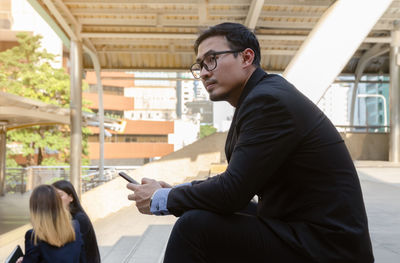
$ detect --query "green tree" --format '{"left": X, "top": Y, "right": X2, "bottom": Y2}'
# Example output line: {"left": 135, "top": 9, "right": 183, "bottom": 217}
{"left": 199, "top": 124, "right": 217, "bottom": 139}
{"left": 0, "top": 33, "right": 91, "bottom": 166}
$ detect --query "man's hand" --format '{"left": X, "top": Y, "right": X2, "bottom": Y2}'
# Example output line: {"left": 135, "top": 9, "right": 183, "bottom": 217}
{"left": 127, "top": 178, "right": 162, "bottom": 214}
{"left": 158, "top": 180, "right": 172, "bottom": 188}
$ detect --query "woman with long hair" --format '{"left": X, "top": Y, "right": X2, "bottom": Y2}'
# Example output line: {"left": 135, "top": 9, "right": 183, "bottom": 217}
{"left": 19, "top": 184, "right": 86, "bottom": 262}
{"left": 52, "top": 180, "right": 101, "bottom": 263}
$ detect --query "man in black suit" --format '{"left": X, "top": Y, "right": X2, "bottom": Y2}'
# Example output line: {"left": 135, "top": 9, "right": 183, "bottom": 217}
{"left": 127, "top": 22, "right": 374, "bottom": 262}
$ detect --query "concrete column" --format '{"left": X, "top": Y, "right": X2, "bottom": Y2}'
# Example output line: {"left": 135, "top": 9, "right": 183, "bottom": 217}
{"left": 176, "top": 73, "right": 182, "bottom": 119}
{"left": 283, "top": 0, "right": 393, "bottom": 103}
{"left": 0, "top": 125, "right": 6, "bottom": 196}
{"left": 390, "top": 23, "right": 400, "bottom": 162}
{"left": 70, "top": 40, "right": 83, "bottom": 197}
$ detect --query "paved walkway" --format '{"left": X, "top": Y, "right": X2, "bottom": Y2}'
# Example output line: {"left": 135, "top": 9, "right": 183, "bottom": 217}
{"left": 355, "top": 162, "right": 400, "bottom": 262}
{"left": 0, "top": 192, "right": 30, "bottom": 235}
{"left": 1, "top": 161, "right": 400, "bottom": 262}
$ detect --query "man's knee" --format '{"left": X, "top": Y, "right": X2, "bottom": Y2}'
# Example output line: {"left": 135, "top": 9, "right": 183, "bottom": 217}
{"left": 173, "top": 209, "right": 217, "bottom": 236}
{"left": 166, "top": 210, "right": 217, "bottom": 262}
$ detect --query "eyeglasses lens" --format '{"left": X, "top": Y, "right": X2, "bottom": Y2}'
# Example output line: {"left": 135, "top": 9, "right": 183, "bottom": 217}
{"left": 191, "top": 63, "right": 201, "bottom": 79}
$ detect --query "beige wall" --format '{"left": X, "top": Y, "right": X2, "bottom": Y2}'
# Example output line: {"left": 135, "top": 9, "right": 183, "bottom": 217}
{"left": 340, "top": 132, "right": 388, "bottom": 161}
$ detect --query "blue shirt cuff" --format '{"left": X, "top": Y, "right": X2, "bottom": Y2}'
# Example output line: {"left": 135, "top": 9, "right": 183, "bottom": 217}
{"left": 174, "top": 182, "right": 192, "bottom": 188}
{"left": 150, "top": 188, "right": 171, "bottom": 215}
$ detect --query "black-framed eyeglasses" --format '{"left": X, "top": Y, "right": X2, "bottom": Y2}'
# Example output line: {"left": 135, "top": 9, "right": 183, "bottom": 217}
{"left": 190, "top": 49, "right": 244, "bottom": 79}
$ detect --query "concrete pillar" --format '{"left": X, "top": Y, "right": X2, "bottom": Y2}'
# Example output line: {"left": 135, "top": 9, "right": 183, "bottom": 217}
{"left": 70, "top": 40, "right": 83, "bottom": 197}
{"left": 283, "top": 0, "right": 393, "bottom": 103}
{"left": 390, "top": 22, "right": 400, "bottom": 162}
{"left": 0, "top": 124, "right": 6, "bottom": 196}
{"left": 176, "top": 73, "right": 182, "bottom": 119}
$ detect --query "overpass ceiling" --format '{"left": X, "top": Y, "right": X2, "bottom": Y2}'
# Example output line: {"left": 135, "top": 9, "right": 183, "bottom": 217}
{"left": 34, "top": 0, "right": 398, "bottom": 75}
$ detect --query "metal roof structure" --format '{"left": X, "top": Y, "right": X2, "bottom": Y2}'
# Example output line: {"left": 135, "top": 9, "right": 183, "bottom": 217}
{"left": 0, "top": 91, "right": 70, "bottom": 130}
{"left": 28, "top": 0, "right": 399, "bottom": 75}
{"left": 0, "top": 91, "right": 118, "bottom": 131}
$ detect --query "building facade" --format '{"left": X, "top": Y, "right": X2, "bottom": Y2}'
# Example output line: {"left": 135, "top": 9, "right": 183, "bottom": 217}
{"left": 84, "top": 71, "right": 175, "bottom": 165}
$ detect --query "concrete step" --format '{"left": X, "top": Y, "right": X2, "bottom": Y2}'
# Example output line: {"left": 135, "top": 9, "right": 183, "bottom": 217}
{"left": 126, "top": 224, "right": 173, "bottom": 263}
{"left": 101, "top": 236, "right": 140, "bottom": 263}
{"left": 99, "top": 246, "right": 112, "bottom": 260}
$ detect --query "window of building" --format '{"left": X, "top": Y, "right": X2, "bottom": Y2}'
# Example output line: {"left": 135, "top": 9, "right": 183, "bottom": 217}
{"left": 88, "top": 85, "right": 124, "bottom": 96}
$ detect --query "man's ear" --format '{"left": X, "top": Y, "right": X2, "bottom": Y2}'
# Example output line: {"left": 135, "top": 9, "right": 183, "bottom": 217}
{"left": 241, "top": 48, "right": 255, "bottom": 67}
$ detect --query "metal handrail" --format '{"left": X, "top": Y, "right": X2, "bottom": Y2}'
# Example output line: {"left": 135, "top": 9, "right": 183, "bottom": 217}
{"left": 4, "top": 166, "right": 139, "bottom": 194}
{"left": 335, "top": 125, "right": 389, "bottom": 133}
{"left": 357, "top": 94, "right": 388, "bottom": 132}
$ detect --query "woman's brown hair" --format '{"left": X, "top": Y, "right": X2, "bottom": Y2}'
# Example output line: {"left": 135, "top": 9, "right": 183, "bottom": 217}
{"left": 29, "top": 185, "right": 76, "bottom": 247}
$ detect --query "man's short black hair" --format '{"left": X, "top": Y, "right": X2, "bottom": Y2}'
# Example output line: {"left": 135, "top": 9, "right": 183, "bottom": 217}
{"left": 194, "top": 22, "right": 261, "bottom": 67}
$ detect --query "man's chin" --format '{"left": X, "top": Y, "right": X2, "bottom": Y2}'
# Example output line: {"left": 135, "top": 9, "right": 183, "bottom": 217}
{"left": 209, "top": 93, "right": 224, "bottom": 102}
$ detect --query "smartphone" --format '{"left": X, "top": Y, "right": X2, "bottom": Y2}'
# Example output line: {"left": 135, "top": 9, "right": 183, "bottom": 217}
{"left": 118, "top": 172, "right": 139, "bottom": 184}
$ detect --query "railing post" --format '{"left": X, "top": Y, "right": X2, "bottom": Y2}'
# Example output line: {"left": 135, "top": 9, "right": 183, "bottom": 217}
{"left": 21, "top": 168, "right": 24, "bottom": 194}
{"left": 0, "top": 124, "right": 7, "bottom": 196}
{"left": 26, "top": 167, "right": 33, "bottom": 192}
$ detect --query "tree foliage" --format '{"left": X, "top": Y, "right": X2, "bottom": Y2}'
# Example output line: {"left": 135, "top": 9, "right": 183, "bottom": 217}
{"left": 199, "top": 124, "right": 217, "bottom": 139}
{"left": 0, "top": 33, "right": 91, "bottom": 166}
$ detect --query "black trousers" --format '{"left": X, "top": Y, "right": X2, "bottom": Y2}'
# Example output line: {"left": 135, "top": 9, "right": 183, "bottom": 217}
{"left": 163, "top": 204, "right": 311, "bottom": 263}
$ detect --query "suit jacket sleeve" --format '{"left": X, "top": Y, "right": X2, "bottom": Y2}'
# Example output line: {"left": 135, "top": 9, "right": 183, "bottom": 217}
{"left": 167, "top": 94, "right": 299, "bottom": 216}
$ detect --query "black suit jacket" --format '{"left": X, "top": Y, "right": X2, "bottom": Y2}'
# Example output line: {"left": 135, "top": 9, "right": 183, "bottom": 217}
{"left": 167, "top": 68, "right": 374, "bottom": 262}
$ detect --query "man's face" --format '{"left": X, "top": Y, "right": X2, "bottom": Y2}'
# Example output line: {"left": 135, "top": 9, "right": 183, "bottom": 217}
{"left": 196, "top": 36, "right": 246, "bottom": 105}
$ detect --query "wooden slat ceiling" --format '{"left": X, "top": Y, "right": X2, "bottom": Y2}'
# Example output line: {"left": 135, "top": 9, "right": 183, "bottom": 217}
{"left": 34, "top": 0, "right": 400, "bottom": 75}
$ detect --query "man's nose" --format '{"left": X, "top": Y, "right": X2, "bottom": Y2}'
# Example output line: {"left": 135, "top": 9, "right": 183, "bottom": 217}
{"left": 200, "top": 66, "right": 211, "bottom": 80}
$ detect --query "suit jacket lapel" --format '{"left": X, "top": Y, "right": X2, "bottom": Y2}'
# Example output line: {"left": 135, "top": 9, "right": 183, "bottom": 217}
{"left": 225, "top": 110, "right": 238, "bottom": 162}
{"left": 225, "top": 68, "right": 268, "bottom": 162}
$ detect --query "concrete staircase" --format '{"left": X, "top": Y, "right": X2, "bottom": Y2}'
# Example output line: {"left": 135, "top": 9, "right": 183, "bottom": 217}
{"left": 100, "top": 225, "right": 173, "bottom": 263}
